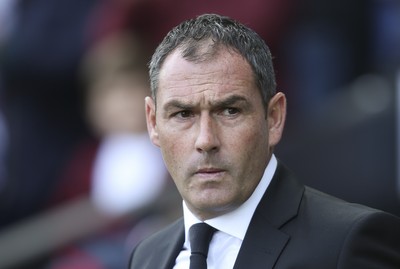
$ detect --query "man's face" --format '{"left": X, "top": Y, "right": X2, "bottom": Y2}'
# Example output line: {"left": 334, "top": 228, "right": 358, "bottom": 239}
{"left": 146, "top": 48, "right": 285, "bottom": 220}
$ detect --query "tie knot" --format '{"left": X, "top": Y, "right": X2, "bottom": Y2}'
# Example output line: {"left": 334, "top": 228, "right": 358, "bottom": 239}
{"left": 189, "top": 223, "right": 216, "bottom": 256}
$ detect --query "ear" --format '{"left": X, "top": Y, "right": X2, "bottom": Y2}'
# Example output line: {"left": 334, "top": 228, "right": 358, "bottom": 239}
{"left": 267, "top": 92, "right": 286, "bottom": 148}
{"left": 145, "top": 96, "right": 160, "bottom": 147}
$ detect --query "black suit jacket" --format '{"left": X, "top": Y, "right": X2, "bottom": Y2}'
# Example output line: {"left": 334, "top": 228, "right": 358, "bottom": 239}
{"left": 129, "top": 162, "right": 400, "bottom": 268}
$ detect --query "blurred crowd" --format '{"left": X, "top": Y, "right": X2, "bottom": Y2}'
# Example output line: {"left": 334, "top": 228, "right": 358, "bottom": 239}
{"left": 0, "top": 0, "right": 399, "bottom": 268}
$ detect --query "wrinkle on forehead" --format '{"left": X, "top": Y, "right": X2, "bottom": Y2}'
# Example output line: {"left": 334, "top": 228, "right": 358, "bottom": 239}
{"left": 162, "top": 88, "right": 222, "bottom": 110}
{"left": 160, "top": 80, "right": 255, "bottom": 114}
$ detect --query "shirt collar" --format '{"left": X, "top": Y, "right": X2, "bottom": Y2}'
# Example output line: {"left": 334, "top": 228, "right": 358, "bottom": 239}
{"left": 183, "top": 154, "right": 277, "bottom": 242}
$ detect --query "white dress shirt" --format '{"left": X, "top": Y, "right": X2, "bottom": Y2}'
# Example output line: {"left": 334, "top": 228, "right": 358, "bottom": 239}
{"left": 173, "top": 155, "right": 278, "bottom": 269}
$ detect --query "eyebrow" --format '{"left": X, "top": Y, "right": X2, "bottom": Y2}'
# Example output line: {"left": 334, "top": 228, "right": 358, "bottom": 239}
{"left": 212, "top": 95, "right": 249, "bottom": 109}
{"left": 162, "top": 94, "right": 250, "bottom": 112}
{"left": 162, "top": 100, "right": 194, "bottom": 112}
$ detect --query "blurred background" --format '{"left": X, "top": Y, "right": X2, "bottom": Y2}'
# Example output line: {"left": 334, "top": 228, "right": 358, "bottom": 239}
{"left": 0, "top": 0, "right": 399, "bottom": 268}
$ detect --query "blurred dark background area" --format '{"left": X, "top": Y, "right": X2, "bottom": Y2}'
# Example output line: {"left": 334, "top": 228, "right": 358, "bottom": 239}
{"left": 0, "top": 0, "right": 399, "bottom": 268}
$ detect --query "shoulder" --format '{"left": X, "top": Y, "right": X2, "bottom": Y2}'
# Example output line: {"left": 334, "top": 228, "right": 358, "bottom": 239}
{"left": 300, "top": 186, "right": 400, "bottom": 231}
{"left": 303, "top": 186, "right": 387, "bottom": 218}
{"left": 135, "top": 218, "right": 183, "bottom": 249}
{"left": 301, "top": 187, "right": 400, "bottom": 267}
{"left": 129, "top": 218, "right": 184, "bottom": 268}
{"left": 336, "top": 207, "right": 400, "bottom": 267}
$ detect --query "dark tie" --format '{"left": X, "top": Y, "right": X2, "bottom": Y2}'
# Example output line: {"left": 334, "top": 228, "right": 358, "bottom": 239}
{"left": 189, "top": 223, "right": 216, "bottom": 269}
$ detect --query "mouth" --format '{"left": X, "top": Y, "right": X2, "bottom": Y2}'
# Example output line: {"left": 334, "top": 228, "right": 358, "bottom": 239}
{"left": 194, "top": 168, "right": 226, "bottom": 179}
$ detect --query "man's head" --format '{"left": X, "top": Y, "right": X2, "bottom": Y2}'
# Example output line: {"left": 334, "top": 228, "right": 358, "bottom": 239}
{"left": 145, "top": 14, "right": 286, "bottom": 220}
{"left": 149, "top": 14, "right": 276, "bottom": 110}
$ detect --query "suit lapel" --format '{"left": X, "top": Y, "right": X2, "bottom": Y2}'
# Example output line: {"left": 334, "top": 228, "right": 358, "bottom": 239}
{"left": 147, "top": 219, "right": 185, "bottom": 269}
{"left": 233, "top": 217, "right": 290, "bottom": 269}
{"left": 234, "top": 162, "right": 304, "bottom": 269}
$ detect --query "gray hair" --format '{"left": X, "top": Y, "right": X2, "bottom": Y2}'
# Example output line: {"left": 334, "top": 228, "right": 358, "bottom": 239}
{"left": 148, "top": 13, "right": 277, "bottom": 108}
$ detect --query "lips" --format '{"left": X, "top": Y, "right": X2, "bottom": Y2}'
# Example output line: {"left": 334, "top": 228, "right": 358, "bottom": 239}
{"left": 194, "top": 168, "right": 225, "bottom": 179}
{"left": 197, "top": 167, "right": 224, "bottom": 173}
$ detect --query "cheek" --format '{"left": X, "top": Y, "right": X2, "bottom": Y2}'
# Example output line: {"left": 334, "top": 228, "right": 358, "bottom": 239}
{"left": 229, "top": 123, "right": 268, "bottom": 151}
{"left": 228, "top": 124, "right": 269, "bottom": 173}
{"left": 158, "top": 133, "right": 186, "bottom": 175}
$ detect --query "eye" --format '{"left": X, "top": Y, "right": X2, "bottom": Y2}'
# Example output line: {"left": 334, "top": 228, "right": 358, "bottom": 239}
{"left": 222, "top": 107, "right": 240, "bottom": 116}
{"left": 173, "top": 110, "right": 194, "bottom": 119}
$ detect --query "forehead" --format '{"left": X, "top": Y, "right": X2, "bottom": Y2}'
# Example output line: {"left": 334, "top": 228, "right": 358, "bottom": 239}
{"left": 157, "top": 48, "right": 257, "bottom": 103}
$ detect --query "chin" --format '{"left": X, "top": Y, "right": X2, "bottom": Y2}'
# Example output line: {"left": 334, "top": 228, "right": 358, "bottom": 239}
{"left": 193, "top": 197, "right": 237, "bottom": 216}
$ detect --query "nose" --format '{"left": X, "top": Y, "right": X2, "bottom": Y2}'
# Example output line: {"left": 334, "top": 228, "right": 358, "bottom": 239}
{"left": 195, "top": 114, "right": 220, "bottom": 153}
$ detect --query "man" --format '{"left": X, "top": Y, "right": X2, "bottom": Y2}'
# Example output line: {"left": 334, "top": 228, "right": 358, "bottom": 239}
{"left": 129, "top": 14, "right": 400, "bottom": 268}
